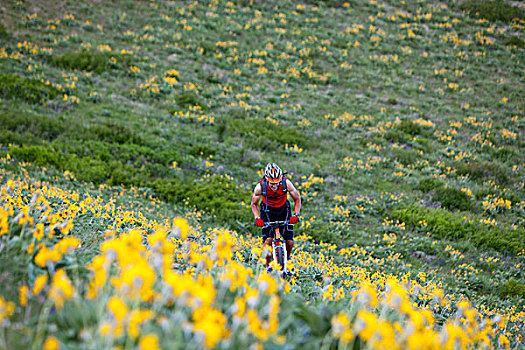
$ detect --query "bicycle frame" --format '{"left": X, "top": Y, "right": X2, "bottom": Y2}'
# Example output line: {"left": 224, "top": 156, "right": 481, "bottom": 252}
{"left": 263, "top": 220, "right": 290, "bottom": 273}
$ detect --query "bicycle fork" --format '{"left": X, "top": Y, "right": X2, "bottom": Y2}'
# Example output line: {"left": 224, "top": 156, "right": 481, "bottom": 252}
{"left": 271, "top": 228, "right": 289, "bottom": 274}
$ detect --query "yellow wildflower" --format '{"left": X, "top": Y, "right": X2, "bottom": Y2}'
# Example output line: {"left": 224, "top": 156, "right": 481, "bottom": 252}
{"left": 34, "top": 244, "right": 61, "bottom": 268}
{"left": 32, "top": 274, "right": 48, "bottom": 295}
{"left": 354, "top": 310, "right": 378, "bottom": 342}
{"left": 108, "top": 297, "right": 128, "bottom": 323}
{"left": 33, "top": 223, "right": 45, "bottom": 240}
{"left": 192, "top": 307, "right": 229, "bottom": 348}
{"left": 48, "top": 269, "right": 75, "bottom": 309}
{"left": 331, "top": 312, "right": 353, "bottom": 344}
{"left": 128, "top": 309, "right": 154, "bottom": 338}
{"left": 139, "top": 334, "right": 160, "bottom": 350}
{"left": 43, "top": 336, "right": 60, "bottom": 350}
{"left": 0, "top": 296, "right": 15, "bottom": 322}
{"left": 19, "top": 285, "right": 29, "bottom": 306}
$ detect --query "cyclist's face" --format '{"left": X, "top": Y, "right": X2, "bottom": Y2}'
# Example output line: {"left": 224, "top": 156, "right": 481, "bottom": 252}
{"left": 269, "top": 182, "right": 279, "bottom": 191}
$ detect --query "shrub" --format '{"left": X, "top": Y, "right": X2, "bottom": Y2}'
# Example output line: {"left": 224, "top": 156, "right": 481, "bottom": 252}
{"left": 225, "top": 118, "right": 312, "bottom": 152}
{"left": 87, "top": 122, "right": 145, "bottom": 145}
{"left": 308, "top": 220, "right": 339, "bottom": 244}
{"left": 299, "top": 0, "right": 348, "bottom": 8}
{"left": 189, "top": 144, "right": 216, "bottom": 157}
{"left": 500, "top": 279, "right": 525, "bottom": 298}
{"left": 454, "top": 161, "right": 509, "bottom": 185}
{"left": 384, "top": 129, "right": 409, "bottom": 144}
{"left": 50, "top": 50, "right": 131, "bottom": 73}
{"left": 149, "top": 176, "right": 253, "bottom": 231}
{"left": 0, "top": 23, "right": 9, "bottom": 41}
{"left": 432, "top": 187, "right": 473, "bottom": 211}
{"left": 0, "top": 110, "right": 66, "bottom": 141}
{"left": 0, "top": 74, "right": 61, "bottom": 104}
{"left": 504, "top": 36, "right": 525, "bottom": 48}
{"left": 174, "top": 92, "right": 207, "bottom": 109}
{"left": 417, "top": 178, "right": 444, "bottom": 192}
{"left": 68, "top": 156, "right": 109, "bottom": 184}
{"left": 387, "top": 97, "right": 398, "bottom": 105}
{"left": 491, "top": 145, "right": 520, "bottom": 163}
{"left": 390, "top": 204, "right": 525, "bottom": 254}
{"left": 10, "top": 145, "right": 65, "bottom": 168}
{"left": 396, "top": 119, "right": 422, "bottom": 136}
{"left": 460, "top": 0, "right": 525, "bottom": 23}
{"left": 393, "top": 148, "right": 419, "bottom": 165}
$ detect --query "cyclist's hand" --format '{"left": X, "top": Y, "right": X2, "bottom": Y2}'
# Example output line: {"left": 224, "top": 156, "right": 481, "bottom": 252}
{"left": 255, "top": 217, "right": 264, "bottom": 227}
{"left": 290, "top": 214, "right": 300, "bottom": 224}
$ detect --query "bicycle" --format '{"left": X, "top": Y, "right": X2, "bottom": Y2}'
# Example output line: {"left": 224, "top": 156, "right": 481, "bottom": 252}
{"left": 263, "top": 220, "right": 293, "bottom": 274}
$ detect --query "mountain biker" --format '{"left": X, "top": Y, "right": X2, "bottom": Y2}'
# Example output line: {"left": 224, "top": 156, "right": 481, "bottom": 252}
{"left": 251, "top": 163, "right": 301, "bottom": 268}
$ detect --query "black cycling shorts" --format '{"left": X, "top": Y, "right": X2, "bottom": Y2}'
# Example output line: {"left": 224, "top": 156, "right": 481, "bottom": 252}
{"left": 260, "top": 201, "right": 293, "bottom": 241}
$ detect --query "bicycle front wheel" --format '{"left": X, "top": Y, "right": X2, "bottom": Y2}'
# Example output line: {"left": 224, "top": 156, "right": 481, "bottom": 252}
{"left": 275, "top": 246, "right": 285, "bottom": 270}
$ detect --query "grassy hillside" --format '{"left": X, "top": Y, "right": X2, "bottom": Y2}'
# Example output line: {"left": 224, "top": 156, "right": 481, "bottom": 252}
{"left": 0, "top": 0, "right": 524, "bottom": 348}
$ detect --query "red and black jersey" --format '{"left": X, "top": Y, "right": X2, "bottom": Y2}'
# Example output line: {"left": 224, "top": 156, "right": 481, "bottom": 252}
{"left": 260, "top": 178, "right": 288, "bottom": 208}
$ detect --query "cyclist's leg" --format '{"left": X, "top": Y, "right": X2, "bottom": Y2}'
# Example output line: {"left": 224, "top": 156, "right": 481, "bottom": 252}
{"left": 260, "top": 202, "right": 275, "bottom": 267}
{"left": 285, "top": 239, "right": 294, "bottom": 259}
{"left": 282, "top": 201, "right": 294, "bottom": 259}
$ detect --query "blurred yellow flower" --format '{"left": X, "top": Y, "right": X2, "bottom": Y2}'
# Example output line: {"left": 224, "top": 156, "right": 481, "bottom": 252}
{"left": 0, "top": 296, "right": 15, "bottom": 322}
{"left": 107, "top": 297, "right": 128, "bottom": 323}
{"left": 49, "top": 269, "right": 75, "bottom": 309}
{"left": 192, "top": 307, "right": 229, "bottom": 348}
{"left": 172, "top": 218, "right": 190, "bottom": 239}
{"left": 331, "top": 312, "right": 353, "bottom": 343}
{"left": 139, "top": 334, "right": 160, "bottom": 350}
{"left": 19, "top": 285, "right": 28, "bottom": 306}
{"left": 354, "top": 310, "right": 378, "bottom": 341}
{"left": 43, "top": 336, "right": 60, "bottom": 350}
{"left": 129, "top": 309, "right": 154, "bottom": 338}
{"left": 32, "top": 274, "right": 48, "bottom": 295}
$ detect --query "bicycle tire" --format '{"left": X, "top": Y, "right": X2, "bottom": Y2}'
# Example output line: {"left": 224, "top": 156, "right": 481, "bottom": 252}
{"left": 276, "top": 246, "right": 285, "bottom": 270}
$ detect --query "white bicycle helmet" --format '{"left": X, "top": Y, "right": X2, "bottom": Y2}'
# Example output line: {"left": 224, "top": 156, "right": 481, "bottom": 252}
{"left": 264, "top": 163, "right": 283, "bottom": 183}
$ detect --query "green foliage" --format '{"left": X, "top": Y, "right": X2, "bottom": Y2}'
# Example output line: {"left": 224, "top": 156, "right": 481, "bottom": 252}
{"left": 383, "top": 120, "right": 427, "bottom": 144}
{"left": 387, "top": 97, "right": 398, "bottom": 105}
{"left": 460, "top": 0, "right": 525, "bottom": 22}
{"left": 500, "top": 279, "right": 525, "bottom": 298}
{"left": 0, "top": 111, "right": 66, "bottom": 143}
{"left": 225, "top": 118, "right": 311, "bottom": 152}
{"left": 396, "top": 120, "right": 422, "bottom": 136}
{"left": 454, "top": 161, "right": 510, "bottom": 185}
{"left": 383, "top": 129, "right": 409, "bottom": 144}
{"left": 308, "top": 220, "right": 339, "bottom": 244}
{"left": 491, "top": 145, "right": 521, "bottom": 163}
{"left": 0, "top": 74, "right": 61, "bottom": 104}
{"left": 0, "top": 23, "right": 9, "bottom": 41}
{"left": 10, "top": 145, "right": 65, "bottom": 168}
{"left": 50, "top": 50, "right": 131, "bottom": 73}
{"left": 87, "top": 122, "right": 145, "bottom": 145}
{"left": 391, "top": 204, "right": 525, "bottom": 254}
{"left": 503, "top": 36, "right": 525, "bottom": 48}
{"left": 417, "top": 177, "right": 444, "bottom": 192}
{"left": 1, "top": 106, "right": 183, "bottom": 185}
{"left": 149, "top": 176, "right": 252, "bottom": 230}
{"left": 393, "top": 148, "right": 419, "bottom": 165}
{"left": 190, "top": 144, "right": 216, "bottom": 157}
{"left": 432, "top": 186, "right": 473, "bottom": 211}
{"left": 301, "top": 0, "right": 348, "bottom": 8}
{"left": 174, "top": 92, "right": 207, "bottom": 109}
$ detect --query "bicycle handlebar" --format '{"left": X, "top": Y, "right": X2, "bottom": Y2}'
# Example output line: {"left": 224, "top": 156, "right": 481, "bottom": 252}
{"left": 262, "top": 220, "right": 290, "bottom": 228}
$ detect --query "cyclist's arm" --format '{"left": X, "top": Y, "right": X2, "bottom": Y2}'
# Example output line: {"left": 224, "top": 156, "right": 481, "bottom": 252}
{"left": 251, "top": 183, "right": 262, "bottom": 218}
{"left": 286, "top": 180, "right": 301, "bottom": 215}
